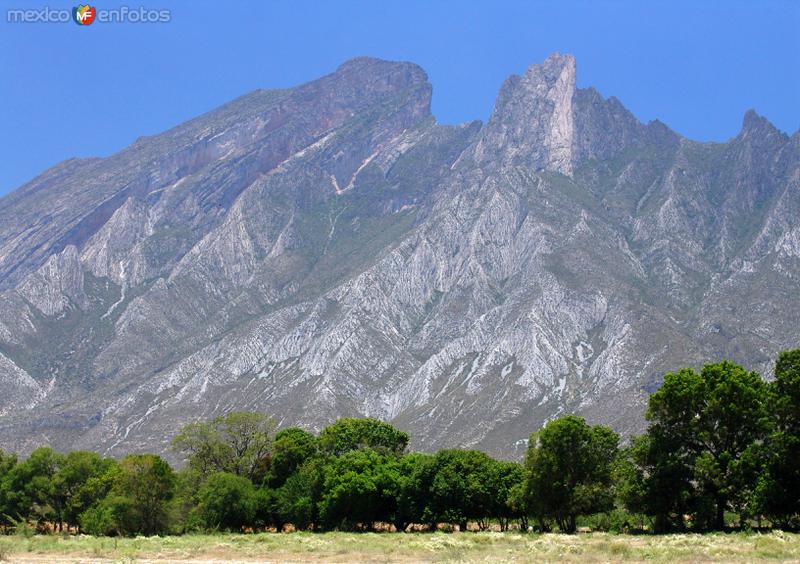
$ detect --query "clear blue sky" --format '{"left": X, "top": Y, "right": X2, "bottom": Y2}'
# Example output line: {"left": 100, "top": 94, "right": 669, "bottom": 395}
{"left": 1, "top": 0, "right": 798, "bottom": 195}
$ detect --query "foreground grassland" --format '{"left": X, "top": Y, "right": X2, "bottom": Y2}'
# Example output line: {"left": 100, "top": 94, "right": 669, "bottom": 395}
{"left": 1, "top": 531, "right": 799, "bottom": 563}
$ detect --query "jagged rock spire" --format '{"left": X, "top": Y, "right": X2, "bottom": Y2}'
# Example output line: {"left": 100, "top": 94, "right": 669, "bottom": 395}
{"left": 475, "top": 53, "right": 577, "bottom": 175}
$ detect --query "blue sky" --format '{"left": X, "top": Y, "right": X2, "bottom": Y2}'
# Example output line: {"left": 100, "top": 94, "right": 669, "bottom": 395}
{"left": 1, "top": 0, "right": 798, "bottom": 196}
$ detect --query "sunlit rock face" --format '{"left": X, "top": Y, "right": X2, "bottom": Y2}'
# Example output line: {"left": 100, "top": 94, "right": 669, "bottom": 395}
{"left": 0, "top": 54, "right": 797, "bottom": 460}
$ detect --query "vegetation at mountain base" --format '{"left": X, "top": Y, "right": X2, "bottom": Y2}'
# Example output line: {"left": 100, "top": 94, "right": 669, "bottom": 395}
{"left": 0, "top": 350, "right": 798, "bottom": 538}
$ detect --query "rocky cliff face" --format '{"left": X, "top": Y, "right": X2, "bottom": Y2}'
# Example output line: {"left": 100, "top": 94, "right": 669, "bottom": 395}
{"left": 0, "top": 53, "right": 797, "bottom": 459}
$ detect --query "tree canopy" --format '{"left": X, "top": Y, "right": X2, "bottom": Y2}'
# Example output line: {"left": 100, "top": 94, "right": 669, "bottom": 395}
{"left": 317, "top": 418, "right": 409, "bottom": 456}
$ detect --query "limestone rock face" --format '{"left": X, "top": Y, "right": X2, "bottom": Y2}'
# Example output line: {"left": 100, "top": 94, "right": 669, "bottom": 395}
{"left": 18, "top": 245, "right": 87, "bottom": 316}
{"left": 0, "top": 353, "right": 44, "bottom": 417}
{"left": 476, "top": 53, "right": 578, "bottom": 175}
{"left": 0, "top": 54, "right": 797, "bottom": 460}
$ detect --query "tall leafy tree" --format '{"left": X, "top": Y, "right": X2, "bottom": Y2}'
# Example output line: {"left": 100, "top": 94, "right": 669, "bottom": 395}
{"left": 426, "top": 449, "right": 496, "bottom": 531}
{"left": 169, "top": 467, "right": 205, "bottom": 533}
{"left": 623, "top": 371, "right": 700, "bottom": 531}
{"left": 112, "top": 454, "right": 175, "bottom": 535}
{"left": 275, "top": 457, "right": 326, "bottom": 531}
{"left": 318, "top": 449, "right": 400, "bottom": 530}
{"left": 750, "top": 350, "right": 800, "bottom": 526}
{"left": 491, "top": 461, "right": 526, "bottom": 531}
{"left": 614, "top": 437, "right": 656, "bottom": 526}
{"left": 644, "top": 361, "right": 770, "bottom": 530}
{"left": 172, "top": 412, "right": 276, "bottom": 482}
{"left": 55, "top": 451, "right": 117, "bottom": 532}
{"left": 390, "top": 452, "right": 435, "bottom": 532}
{"left": 775, "top": 349, "right": 800, "bottom": 430}
{"left": 525, "top": 415, "right": 618, "bottom": 533}
{"left": 506, "top": 480, "right": 530, "bottom": 532}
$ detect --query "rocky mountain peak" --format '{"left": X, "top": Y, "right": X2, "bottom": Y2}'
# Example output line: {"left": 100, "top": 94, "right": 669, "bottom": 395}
{"left": 335, "top": 55, "right": 428, "bottom": 80}
{"left": 329, "top": 56, "right": 433, "bottom": 118}
{"left": 474, "top": 52, "right": 656, "bottom": 177}
{"left": 737, "top": 109, "right": 787, "bottom": 145}
{"left": 522, "top": 52, "right": 577, "bottom": 90}
{"left": 475, "top": 52, "right": 577, "bottom": 175}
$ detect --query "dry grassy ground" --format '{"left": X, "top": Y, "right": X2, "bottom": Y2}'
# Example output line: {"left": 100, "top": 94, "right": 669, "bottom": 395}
{"left": 0, "top": 531, "right": 798, "bottom": 563}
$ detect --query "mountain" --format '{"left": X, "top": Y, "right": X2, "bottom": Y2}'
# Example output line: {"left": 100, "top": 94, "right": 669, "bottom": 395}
{"left": 1, "top": 53, "right": 798, "bottom": 460}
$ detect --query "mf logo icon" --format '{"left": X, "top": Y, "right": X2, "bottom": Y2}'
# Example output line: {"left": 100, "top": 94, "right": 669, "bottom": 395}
{"left": 73, "top": 5, "right": 96, "bottom": 25}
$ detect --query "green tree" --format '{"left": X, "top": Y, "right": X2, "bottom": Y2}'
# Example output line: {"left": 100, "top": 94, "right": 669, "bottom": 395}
{"left": 491, "top": 461, "right": 526, "bottom": 531}
{"left": 775, "top": 349, "right": 800, "bottom": 430}
{"left": 318, "top": 449, "right": 400, "bottom": 530}
{"left": 426, "top": 449, "right": 496, "bottom": 531}
{"left": 750, "top": 350, "right": 800, "bottom": 527}
{"left": 318, "top": 418, "right": 409, "bottom": 456}
{"left": 252, "top": 486, "right": 281, "bottom": 530}
{"left": 1, "top": 447, "right": 63, "bottom": 528}
{"left": 644, "top": 361, "right": 770, "bottom": 530}
{"left": 268, "top": 428, "right": 317, "bottom": 487}
{"left": 112, "top": 454, "right": 175, "bottom": 535}
{"left": 79, "top": 494, "right": 135, "bottom": 536}
{"left": 525, "top": 415, "right": 618, "bottom": 533}
{"left": 172, "top": 412, "right": 276, "bottom": 482}
{"left": 614, "top": 437, "right": 653, "bottom": 524}
{"left": 197, "top": 472, "right": 256, "bottom": 531}
{"left": 0, "top": 449, "right": 19, "bottom": 528}
{"left": 169, "top": 467, "right": 205, "bottom": 533}
{"left": 55, "top": 451, "right": 117, "bottom": 532}
{"left": 392, "top": 452, "right": 435, "bottom": 532}
{"left": 506, "top": 480, "right": 530, "bottom": 531}
{"left": 275, "top": 458, "right": 325, "bottom": 530}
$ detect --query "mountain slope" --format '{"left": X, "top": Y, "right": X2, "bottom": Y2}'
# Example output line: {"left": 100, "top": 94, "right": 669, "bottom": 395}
{"left": 0, "top": 54, "right": 797, "bottom": 459}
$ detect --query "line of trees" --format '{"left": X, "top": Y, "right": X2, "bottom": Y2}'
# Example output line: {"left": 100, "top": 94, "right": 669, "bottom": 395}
{"left": 0, "top": 350, "right": 797, "bottom": 535}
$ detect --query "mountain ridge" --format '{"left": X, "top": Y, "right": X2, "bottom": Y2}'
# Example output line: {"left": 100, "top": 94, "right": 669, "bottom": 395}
{"left": 0, "top": 53, "right": 797, "bottom": 461}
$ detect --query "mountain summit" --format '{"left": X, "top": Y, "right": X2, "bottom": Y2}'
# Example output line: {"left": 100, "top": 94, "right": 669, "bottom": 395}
{"left": 476, "top": 52, "right": 578, "bottom": 174}
{"left": 0, "top": 54, "right": 797, "bottom": 459}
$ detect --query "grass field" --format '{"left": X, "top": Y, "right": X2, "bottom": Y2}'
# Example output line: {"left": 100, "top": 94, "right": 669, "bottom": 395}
{"left": 0, "top": 531, "right": 799, "bottom": 563}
